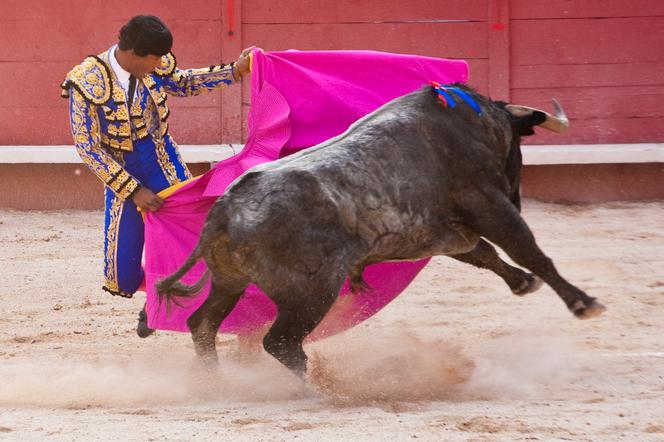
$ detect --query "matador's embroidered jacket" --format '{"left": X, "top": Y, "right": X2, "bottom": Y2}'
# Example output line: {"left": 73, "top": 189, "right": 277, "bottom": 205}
{"left": 61, "top": 47, "right": 236, "bottom": 296}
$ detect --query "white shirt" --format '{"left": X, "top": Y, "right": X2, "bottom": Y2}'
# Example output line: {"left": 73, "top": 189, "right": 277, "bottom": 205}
{"left": 108, "top": 45, "right": 137, "bottom": 101}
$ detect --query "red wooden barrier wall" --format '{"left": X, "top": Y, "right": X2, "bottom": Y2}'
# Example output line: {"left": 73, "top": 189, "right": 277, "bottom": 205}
{"left": 510, "top": 0, "right": 664, "bottom": 144}
{"left": 0, "top": 1, "right": 662, "bottom": 208}
{"left": 0, "top": 0, "right": 662, "bottom": 146}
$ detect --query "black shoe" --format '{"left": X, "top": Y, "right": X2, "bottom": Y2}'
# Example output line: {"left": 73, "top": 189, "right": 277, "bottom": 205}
{"left": 136, "top": 307, "right": 155, "bottom": 338}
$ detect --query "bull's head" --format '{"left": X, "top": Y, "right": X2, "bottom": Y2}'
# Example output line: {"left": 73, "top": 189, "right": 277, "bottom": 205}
{"left": 501, "top": 99, "right": 569, "bottom": 210}
{"left": 505, "top": 99, "right": 569, "bottom": 136}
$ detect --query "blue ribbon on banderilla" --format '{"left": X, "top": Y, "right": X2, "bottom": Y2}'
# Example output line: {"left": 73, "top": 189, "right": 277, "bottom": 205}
{"left": 430, "top": 81, "right": 482, "bottom": 116}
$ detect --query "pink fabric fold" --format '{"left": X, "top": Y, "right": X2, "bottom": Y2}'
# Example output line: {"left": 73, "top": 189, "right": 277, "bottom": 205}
{"left": 145, "top": 50, "right": 469, "bottom": 337}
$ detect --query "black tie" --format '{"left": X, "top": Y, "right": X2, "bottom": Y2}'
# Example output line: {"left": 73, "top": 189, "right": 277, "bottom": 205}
{"left": 127, "top": 75, "right": 137, "bottom": 108}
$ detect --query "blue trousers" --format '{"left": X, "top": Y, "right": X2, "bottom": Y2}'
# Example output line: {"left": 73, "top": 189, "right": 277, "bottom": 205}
{"left": 102, "top": 136, "right": 191, "bottom": 297}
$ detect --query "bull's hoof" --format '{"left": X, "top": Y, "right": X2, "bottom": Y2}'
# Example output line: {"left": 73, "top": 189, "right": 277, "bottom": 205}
{"left": 136, "top": 307, "right": 155, "bottom": 338}
{"left": 512, "top": 275, "right": 543, "bottom": 296}
{"left": 571, "top": 299, "right": 607, "bottom": 319}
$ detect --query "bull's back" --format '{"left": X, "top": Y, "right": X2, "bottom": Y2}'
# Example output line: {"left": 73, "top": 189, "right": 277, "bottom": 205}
{"left": 219, "top": 85, "right": 503, "bottom": 265}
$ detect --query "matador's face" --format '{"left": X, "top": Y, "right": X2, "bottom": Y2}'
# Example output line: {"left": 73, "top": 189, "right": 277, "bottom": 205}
{"left": 129, "top": 52, "right": 163, "bottom": 78}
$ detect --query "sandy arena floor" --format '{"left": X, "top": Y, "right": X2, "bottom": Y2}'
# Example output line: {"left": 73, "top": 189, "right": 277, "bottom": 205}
{"left": 0, "top": 200, "right": 663, "bottom": 441}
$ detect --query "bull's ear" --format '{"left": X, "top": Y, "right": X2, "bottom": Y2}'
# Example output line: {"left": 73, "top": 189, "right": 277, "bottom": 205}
{"left": 506, "top": 99, "right": 569, "bottom": 134}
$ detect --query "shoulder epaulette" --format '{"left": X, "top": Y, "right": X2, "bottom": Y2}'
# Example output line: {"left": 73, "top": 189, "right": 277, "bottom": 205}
{"left": 153, "top": 52, "right": 177, "bottom": 77}
{"left": 60, "top": 55, "right": 112, "bottom": 104}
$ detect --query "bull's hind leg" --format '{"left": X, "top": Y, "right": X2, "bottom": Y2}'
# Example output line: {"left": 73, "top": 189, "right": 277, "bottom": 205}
{"left": 451, "top": 239, "right": 543, "bottom": 295}
{"left": 465, "top": 193, "right": 605, "bottom": 319}
{"left": 187, "top": 275, "right": 247, "bottom": 366}
{"left": 263, "top": 284, "right": 340, "bottom": 376}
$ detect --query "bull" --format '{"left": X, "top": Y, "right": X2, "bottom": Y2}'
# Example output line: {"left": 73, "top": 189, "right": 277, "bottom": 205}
{"left": 157, "top": 83, "right": 606, "bottom": 376}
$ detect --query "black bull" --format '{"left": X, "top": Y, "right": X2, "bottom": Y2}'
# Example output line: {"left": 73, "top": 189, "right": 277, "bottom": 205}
{"left": 157, "top": 84, "right": 606, "bottom": 376}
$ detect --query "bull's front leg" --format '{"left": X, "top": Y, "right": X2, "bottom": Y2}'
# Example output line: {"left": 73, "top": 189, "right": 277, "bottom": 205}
{"left": 464, "top": 192, "right": 605, "bottom": 319}
{"left": 450, "top": 239, "right": 543, "bottom": 295}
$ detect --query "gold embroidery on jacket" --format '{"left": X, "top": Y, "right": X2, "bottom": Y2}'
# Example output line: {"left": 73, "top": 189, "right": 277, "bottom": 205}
{"left": 71, "top": 91, "right": 116, "bottom": 183}
{"left": 130, "top": 95, "right": 142, "bottom": 117}
{"left": 160, "top": 105, "right": 170, "bottom": 122}
{"left": 107, "top": 122, "right": 131, "bottom": 138}
{"left": 61, "top": 56, "right": 111, "bottom": 104}
{"left": 112, "top": 87, "right": 126, "bottom": 104}
{"left": 116, "top": 175, "right": 140, "bottom": 200}
{"left": 100, "top": 134, "right": 133, "bottom": 151}
{"left": 135, "top": 126, "right": 149, "bottom": 140}
{"left": 153, "top": 52, "right": 177, "bottom": 77}
{"left": 104, "top": 106, "right": 129, "bottom": 122}
{"left": 132, "top": 118, "right": 146, "bottom": 129}
{"left": 143, "top": 75, "right": 157, "bottom": 90}
{"left": 67, "top": 53, "right": 141, "bottom": 201}
{"left": 160, "top": 64, "right": 234, "bottom": 97}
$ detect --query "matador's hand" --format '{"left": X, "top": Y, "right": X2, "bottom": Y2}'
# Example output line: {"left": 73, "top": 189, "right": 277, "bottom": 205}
{"left": 233, "top": 46, "right": 258, "bottom": 80}
{"left": 132, "top": 186, "right": 163, "bottom": 212}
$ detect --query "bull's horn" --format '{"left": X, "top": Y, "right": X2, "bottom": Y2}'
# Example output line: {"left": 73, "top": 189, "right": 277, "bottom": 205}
{"left": 506, "top": 99, "right": 569, "bottom": 133}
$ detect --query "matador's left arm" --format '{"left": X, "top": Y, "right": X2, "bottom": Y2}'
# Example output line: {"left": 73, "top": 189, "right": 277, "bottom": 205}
{"left": 159, "top": 63, "right": 237, "bottom": 97}
{"left": 157, "top": 47, "right": 253, "bottom": 97}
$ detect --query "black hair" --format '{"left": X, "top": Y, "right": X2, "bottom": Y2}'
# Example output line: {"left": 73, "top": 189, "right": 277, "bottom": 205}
{"left": 118, "top": 15, "right": 173, "bottom": 57}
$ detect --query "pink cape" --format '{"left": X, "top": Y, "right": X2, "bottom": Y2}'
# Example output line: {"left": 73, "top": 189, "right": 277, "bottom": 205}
{"left": 144, "top": 50, "right": 468, "bottom": 336}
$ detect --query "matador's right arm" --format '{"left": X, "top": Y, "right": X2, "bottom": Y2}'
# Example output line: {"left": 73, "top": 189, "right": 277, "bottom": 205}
{"left": 68, "top": 89, "right": 140, "bottom": 200}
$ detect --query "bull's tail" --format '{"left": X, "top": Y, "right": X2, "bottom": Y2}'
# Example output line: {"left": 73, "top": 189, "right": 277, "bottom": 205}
{"left": 156, "top": 245, "right": 211, "bottom": 308}
{"left": 158, "top": 265, "right": 210, "bottom": 298}
{"left": 156, "top": 199, "right": 234, "bottom": 308}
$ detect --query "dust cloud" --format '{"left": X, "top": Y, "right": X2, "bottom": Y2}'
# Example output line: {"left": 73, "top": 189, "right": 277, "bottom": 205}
{"left": 0, "top": 333, "right": 579, "bottom": 409}
{"left": 307, "top": 331, "right": 579, "bottom": 405}
{"left": 0, "top": 351, "right": 307, "bottom": 408}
